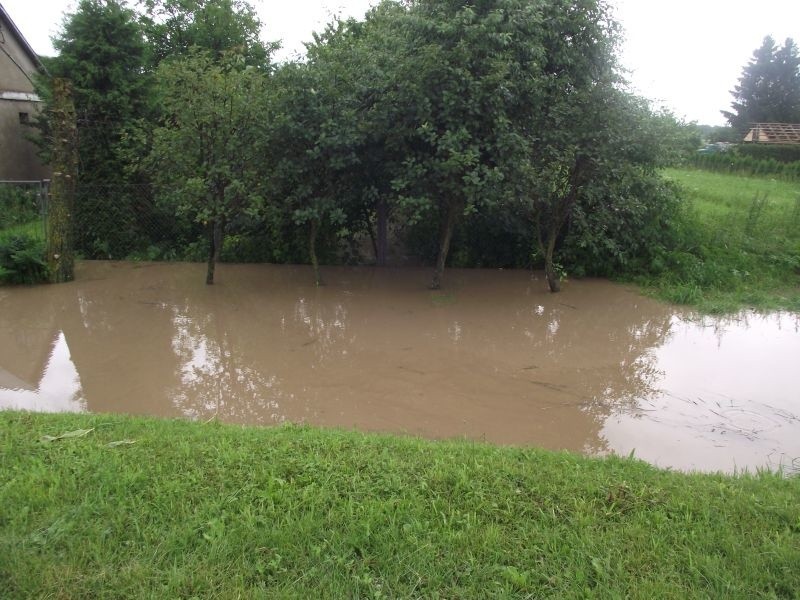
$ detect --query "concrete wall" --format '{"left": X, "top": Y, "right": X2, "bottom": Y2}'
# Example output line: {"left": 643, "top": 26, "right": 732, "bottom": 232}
{"left": 0, "top": 98, "right": 49, "bottom": 180}
{"left": 0, "top": 10, "right": 50, "bottom": 181}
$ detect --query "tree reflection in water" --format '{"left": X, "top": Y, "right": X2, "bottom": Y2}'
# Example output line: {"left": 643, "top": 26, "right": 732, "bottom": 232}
{"left": 0, "top": 262, "right": 797, "bottom": 472}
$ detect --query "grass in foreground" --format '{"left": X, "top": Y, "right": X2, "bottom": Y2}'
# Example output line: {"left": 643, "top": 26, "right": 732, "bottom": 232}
{"left": 1, "top": 412, "right": 798, "bottom": 598}
{"left": 640, "top": 168, "right": 800, "bottom": 313}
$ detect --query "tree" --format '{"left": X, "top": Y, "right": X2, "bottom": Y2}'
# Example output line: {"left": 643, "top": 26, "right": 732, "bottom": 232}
{"left": 140, "top": 0, "right": 275, "bottom": 69}
{"left": 35, "top": 0, "right": 150, "bottom": 258}
{"left": 360, "top": 0, "right": 541, "bottom": 289}
{"left": 723, "top": 36, "right": 800, "bottom": 132}
{"left": 267, "top": 57, "right": 362, "bottom": 286}
{"left": 42, "top": 0, "right": 148, "bottom": 179}
{"left": 147, "top": 51, "right": 268, "bottom": 284}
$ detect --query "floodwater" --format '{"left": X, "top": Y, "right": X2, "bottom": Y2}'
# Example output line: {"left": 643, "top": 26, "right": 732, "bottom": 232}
{"left": 1, "top": 261, "right": 798, "bottom": 473}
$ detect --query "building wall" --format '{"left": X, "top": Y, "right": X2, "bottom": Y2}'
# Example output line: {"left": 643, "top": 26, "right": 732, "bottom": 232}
{"left": 0, "top": 98, "right": 48, "bottom": 180}
{"left": 0, "top": 11, "right": 51, "bottom": 180}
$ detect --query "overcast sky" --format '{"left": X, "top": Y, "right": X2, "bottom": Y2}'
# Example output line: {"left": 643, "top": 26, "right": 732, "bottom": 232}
{"left": 2, "top": 0, "right": 798, "bottom": 125}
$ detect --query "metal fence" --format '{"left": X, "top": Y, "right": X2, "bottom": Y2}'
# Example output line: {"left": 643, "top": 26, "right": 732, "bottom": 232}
{"left": 70, "top": 183, "right": 200, "bottom": 261}
{"left": 0, "top": 180, "right": 49, "bottom": 242}
{"left": 3, "top": 179, "right": 324, "bottom": 265}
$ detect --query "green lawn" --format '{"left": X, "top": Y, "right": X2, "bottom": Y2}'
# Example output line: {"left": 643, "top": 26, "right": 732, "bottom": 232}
{"left": 1, "top": 411, "right": 798, "bottom": 598}
{"left": 639, "top": 168, "right": 800, "bottom": 313}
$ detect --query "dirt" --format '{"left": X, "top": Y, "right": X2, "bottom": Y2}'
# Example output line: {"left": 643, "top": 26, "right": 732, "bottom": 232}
{"left": 1, "top": 261, "right": 798, "bottom": 473}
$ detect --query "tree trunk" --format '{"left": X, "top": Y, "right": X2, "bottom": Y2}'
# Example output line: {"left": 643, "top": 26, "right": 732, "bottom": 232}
{"left": 376, "top": 196, "right": 388, "bottom": 267}
{"left": 47, "top": 79, "right": 77, "bottom": 284}
{"left": 213, "top": 219, "right": 223, "bottom": 265}
{"left": 429, "top": 200, "right": 458, "bottom": 290}
{"left": 309, "top": 219, "right": 323, "bottom": 286}
{"left": 544, "top": 222, "right": 560, "bottom": 293}
{"left": 206, "top": 220, "right": 217, "bottom": 285}
{"left": 364, "top": 207, "right": 378, "bottom": 262}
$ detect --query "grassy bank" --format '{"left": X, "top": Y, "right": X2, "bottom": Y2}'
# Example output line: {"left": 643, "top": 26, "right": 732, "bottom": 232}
{"left": 639, "top": 168, "right": 800, "bottom": 313}
{"left": 1, "top": 412, "right": 798, "bottom": 598}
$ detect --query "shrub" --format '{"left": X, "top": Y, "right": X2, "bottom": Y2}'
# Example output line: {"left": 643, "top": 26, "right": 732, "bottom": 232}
{"left": 0, "top": 234, "right": 48, "bottom": 284}
{"left": 692, "top": 151, "right": 800, "bottom": 181}
{"left": 0, "top": 186, "right": 40, "bottom": 229}
{"left": 737, "top": 143, "right": 800, "bottom": 163}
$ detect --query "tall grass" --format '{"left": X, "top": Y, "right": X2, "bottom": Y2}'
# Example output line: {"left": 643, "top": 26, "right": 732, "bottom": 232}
{"left": 638, "top": 169, "right": 800, "bottom": 313}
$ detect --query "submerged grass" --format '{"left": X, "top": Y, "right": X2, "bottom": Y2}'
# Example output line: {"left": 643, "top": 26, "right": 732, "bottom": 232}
{"left": 1, "top": 411, "right": 798, "bottom": 598}
{"left": 639, "top": 169, "right": 800, "bottom": 313}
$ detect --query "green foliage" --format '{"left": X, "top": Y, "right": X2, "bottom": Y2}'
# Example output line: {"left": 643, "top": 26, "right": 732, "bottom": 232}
{"left": 30, "top": 0, "right": 735, "bottom": 293}
{"left": 34, "top": 0, "right": 151, "bottom": 261}
{"left": 140, "top": 0, "right": 275, "bottom": 69}
{"left": 692, "top": 152, "right": 800, "bottom": 181}
{"left": 737, "top": 143, "right": 800, "bottom": 163}
{"left": 0, "top": 186, "right": 41, "bottom": 229}
{"left": 561, "top": 170, "right": 683, "bottom": 277}
{"left": 0, "top": 234, "right": 48, "bottom": 285}
{"left": 2, "top": 411, "right": 799, "bottom": 598}
{"left": 638, "top": 169, "right": 800, "bottom": 313}
{"left": 145, "top": 50, "right": 270, "bottom": 281}
{"left": 40, "top": 0, "right": 149, "bottom": 179}
{"left": 722, "top": 36, "right": 800, "bottom": 131}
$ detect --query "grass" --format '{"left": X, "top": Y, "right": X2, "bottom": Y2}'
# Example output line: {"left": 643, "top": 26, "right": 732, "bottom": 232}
{"left": 639, "top": 168, "right": 800, "bottom": 313}
{"left": 0, "top": 219, "right": 44, "bottom": 243}
{"left": 1, "top": 411, "right": 798, "bottom": 598}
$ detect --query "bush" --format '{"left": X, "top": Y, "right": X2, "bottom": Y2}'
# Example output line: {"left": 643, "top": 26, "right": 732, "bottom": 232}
{"left": 692, "top": 150, "right": 800, "bottom": 181}
{"left": 737, "top": 143, "right": 800, "bottom": 163}
{"left": 0, "top": 186, "right": 41, "bottom": 229}
{"left": 560, "top": 171, "right": 683, "bottom": 278}
{"left": 0, "top": 234, "right": 48, "bottom": 284}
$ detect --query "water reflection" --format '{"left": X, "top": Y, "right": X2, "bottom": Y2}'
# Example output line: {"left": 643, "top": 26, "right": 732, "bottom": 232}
{"left": 0, "top": 261, "right": 797, "bottom": 473}
{"left": 0, "top": 332, "right": 85, "bottom": 413}
{"left": 602, "top": 312, "right": 800, "bottom": 472}
{"left": 168, "top": 306, "right": 289, "bottom": 423}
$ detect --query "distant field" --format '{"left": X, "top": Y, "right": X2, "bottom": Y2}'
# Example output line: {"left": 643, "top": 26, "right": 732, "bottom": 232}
{"left": 665, "top": 168, "right": 800, "bottom": 224}
{"left": 640, "top": 168, "right": 800, "bottom": 313}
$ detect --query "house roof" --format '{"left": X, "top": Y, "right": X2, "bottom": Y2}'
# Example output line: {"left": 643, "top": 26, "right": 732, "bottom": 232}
{"left": 0, "top": 2, "right": 45, "bottom": 72}
{"left": 743, "top": 123, "right": 800, "bottom": 144}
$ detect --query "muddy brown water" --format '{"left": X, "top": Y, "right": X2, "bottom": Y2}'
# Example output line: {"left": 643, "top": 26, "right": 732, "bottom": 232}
{"left": 1, "top": 261, "right": 798, "bottom": 473}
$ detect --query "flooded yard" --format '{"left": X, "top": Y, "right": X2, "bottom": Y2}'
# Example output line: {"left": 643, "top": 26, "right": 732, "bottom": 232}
{"left": 1, "top": 261, "right": 798, "bottom": 473}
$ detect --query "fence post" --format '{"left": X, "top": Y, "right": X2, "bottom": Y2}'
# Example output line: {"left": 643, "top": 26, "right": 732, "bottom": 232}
{"left": 47, "top": 79, "right": 78, "bottom": 283}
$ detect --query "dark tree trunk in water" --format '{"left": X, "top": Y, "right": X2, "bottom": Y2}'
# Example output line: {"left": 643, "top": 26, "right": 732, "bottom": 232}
{"left": 429, "top": 201, "right": 458, "bottom": 290}
{"left": 309, "top": 219, "right": 323, "bottom": 286}
{"left": 537, "top": 213, "right": 561, "bottom": 294}
{"left": 206, "top": 220, "right": 221, "bottom": 285}
{"left": 47, "top": 79, "right": 77, "bottom": 283}
{"left": 376, "top": 197, "right": 388, "bottom": 267}
{"left": 544, "top": 225, "right": 560, "bottom": 293}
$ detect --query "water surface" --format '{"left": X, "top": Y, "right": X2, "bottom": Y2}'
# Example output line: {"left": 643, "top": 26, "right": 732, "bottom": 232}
{"left": 1, "top": 261, "right": 798, "bottom": 473}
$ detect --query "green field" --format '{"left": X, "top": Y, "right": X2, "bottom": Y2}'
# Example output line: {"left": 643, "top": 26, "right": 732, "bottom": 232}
{"left": 641, "top": 169, "right": 800, "bottom": 313}
{"left": 1, "top": 411, "right": 798, "bottom": 598}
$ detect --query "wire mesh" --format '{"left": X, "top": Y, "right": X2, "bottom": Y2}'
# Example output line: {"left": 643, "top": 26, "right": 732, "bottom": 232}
{"left": 71, "top": 183, "right": 208, "bottom": 261}
{"left": 0, "top": 180, "right": 48, "bottom": 242}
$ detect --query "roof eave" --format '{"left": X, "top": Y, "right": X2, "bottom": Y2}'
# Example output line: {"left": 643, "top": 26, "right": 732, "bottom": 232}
{"left": 0, "top": 2, "right": 47, "bottom": 73}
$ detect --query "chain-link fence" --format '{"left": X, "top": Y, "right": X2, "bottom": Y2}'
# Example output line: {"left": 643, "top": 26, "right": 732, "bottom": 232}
{"left": 0, "top": 180, "right": 49, "bottom": 242}
{"left": 72, "top": 183, "right": 207, "bottom": 261}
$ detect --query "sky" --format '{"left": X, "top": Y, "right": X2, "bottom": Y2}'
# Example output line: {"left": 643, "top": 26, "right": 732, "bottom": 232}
{"left": 2, "top": 0, "right": 799, "bottom": 125}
